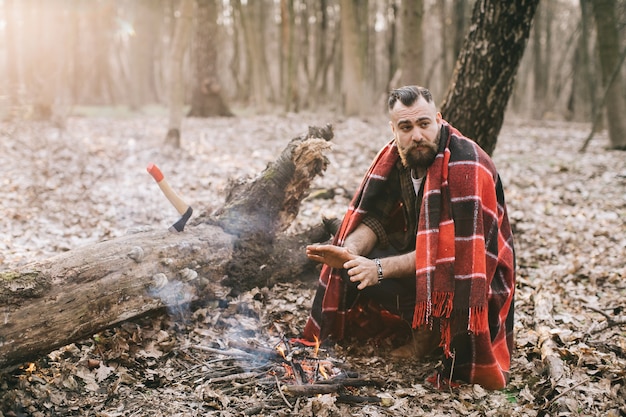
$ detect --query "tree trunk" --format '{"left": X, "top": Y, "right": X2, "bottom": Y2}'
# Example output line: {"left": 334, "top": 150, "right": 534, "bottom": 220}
{"left": 531, "top": 3, "right": 547, "bottom": 119}
{"left": 440, "top": 0, "right": 540, "bottom": 155}
{"left": 234, "top": 0, "right": 274, "bottom": 110}
{"left": 568, "top": 0, "right": 596, "bottom": 121}
{"left": 0, "top": 125, "right": 334, "bottom": 371}
{"left": 128, "top": 0, "right": 159, "bottom": 110}
{"left": 165, "top": 0, "right": 195, "bottom": 147}
{"left": 188, "top": 0, "right": 234, "bottom": 117}
{"left": 451, "top": 0, "right": 468, "bottom": 62}
{"left": 386, "top": 0, "right": 399, "bottom": 90}
{"left": 591, "top": 0, "right": 626, "bottom": 150}
{"left": 399, "top": 0, "right": 424, "bottom": 86}
{"left": 280, "top": 0, "right": 298, "bottom": 112}
{"left": 340, "top": 0, "right": 369, "bottom": 115}
{"left": 3, "top": 0, "right": 19, "bottom": 121}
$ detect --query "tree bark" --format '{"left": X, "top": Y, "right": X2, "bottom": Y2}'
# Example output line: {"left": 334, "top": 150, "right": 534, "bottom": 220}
{"left": 591, "top": 0, "right": 626, "bottom": 150}
{"left": 280, "top": 0, "right": 298, "bottom": 112}
{"left": 399, "top": 0, "right": 424, "bottom": 86}
{"left": 188, "top": 0, "right": 234, "bottom": 117}
{"left": 0, "top": 125, "right": 334, "bottom": 371}
{"left": 165, "top": 0, "right": 195, "bottom": 147}
{"left": 440, "top": 0, "right": 540, "bottom": 155}
{"left": 128, "top": 0, "right": 159, "bottom": 110}
{"left": 234, "top": 0, "right": 274, "bottom": 110}
{"left": 340, "top": 0, "right": 370, "bottom": 115}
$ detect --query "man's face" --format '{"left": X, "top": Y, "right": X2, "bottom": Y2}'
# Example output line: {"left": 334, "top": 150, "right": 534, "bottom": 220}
{"left": 389, "top": 97, "right": 442, "bottom": 171}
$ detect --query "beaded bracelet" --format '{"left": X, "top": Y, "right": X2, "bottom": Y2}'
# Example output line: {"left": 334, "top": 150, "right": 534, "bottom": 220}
{"left": 374, "top": 258, "right": 384, "bottom": 283}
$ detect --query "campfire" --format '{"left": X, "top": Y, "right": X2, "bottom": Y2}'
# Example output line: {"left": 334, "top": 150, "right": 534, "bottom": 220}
{"left": 189, "top": 333, "right": 392, "bottom": 409}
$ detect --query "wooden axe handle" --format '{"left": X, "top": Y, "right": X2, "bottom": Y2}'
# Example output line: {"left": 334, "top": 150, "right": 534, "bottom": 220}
{"left": 146, "top": 163, "right": 189, "bottom": 215}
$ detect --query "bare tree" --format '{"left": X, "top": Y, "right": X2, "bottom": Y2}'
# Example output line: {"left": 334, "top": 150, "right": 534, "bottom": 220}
{"left": 233, "top": 0, "right": 275, "bottom": 110}
{"left": 165, "top": 0, "right": 195, "bottom": 147}
{"left": 307, "top": 0, "right": 340, "bottom": 108}
{"left": 399, "top": 0, "right": 424, "bottom": 86}
{"left": 440, "top": 0, "right": 540, "bottom": 155}
{"left": 590, "top": 0, "right": 626, "bottom": 150}
{"left": 531, "top": 2, "right": 548, "bottom": 119}
{"left": 3, "top": 0, "right": 18, "bottom": 120}
{"left": 568, "top": 0, "right": 596, "bottom": 121}
{"left": 128, "top": 0, "right": 160, "bottom": 110}
{"left": 188, "top": 0, "right": 234, "bottom": 117}
{"left": 340, "top": 0, "right": 370, "bottom": 115}
{"left": 280, "top": 0, "right": 298, "bottom": 112}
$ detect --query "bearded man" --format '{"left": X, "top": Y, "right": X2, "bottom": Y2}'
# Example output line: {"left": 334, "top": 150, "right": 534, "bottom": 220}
{"left": 302, "top": 85, "right": 516, "bottom": 390}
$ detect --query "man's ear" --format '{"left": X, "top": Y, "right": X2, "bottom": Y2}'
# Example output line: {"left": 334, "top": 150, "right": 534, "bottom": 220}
{"left": 436, "top": 112, "right": 442, "bottom": 124}
{"left": 389, "top": 120, "right": 395, "bottom": 135}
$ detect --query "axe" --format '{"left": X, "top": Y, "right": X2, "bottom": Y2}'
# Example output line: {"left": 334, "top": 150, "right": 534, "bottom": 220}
{"left": 146, "top": 163, "right": 193, "bottom": 232}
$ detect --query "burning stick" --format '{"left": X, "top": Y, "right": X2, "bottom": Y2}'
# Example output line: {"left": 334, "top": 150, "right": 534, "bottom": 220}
{"left": 281, "top": 383, "right": 342, "bottom": 396}
{"left": 146, "top": 163, "right": 193, "bottom": 232}
{"left": 281, "top": 378, "right": 385, "bottom": 396}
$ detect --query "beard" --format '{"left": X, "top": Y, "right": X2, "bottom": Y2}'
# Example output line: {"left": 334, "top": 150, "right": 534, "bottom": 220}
{"left": 398, "top": 138, "right": 439, "bottom": 170}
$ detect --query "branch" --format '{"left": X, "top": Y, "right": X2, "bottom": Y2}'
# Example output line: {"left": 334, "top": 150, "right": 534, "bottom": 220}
{"left": 579, "top": 45, "right": 626, "bottom": 152}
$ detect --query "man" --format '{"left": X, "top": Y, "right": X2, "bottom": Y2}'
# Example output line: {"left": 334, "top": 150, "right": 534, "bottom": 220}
{"left": 303, "top": 85, "right": 516, "bottom": 390}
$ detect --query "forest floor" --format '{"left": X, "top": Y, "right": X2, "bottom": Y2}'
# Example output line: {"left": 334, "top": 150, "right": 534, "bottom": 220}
{"left": 0, "top": 112, "right": 624, "bottom": 416}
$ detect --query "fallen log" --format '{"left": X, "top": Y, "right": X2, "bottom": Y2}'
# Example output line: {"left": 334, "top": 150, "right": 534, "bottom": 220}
{"left": 534, "top": 290, "right": 567, "bottom": 385}
{"left": 0, "top": 125, "right": 335, "bottom": 371}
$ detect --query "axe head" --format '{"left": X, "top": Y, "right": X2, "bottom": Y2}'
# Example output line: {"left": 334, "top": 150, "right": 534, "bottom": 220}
{"left": 169, "top": 206, "right": 193, "bottom": 232}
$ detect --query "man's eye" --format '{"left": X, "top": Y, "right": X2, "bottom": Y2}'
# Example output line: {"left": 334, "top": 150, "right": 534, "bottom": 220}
{"left": 419, "top": 122, "right": 429, "bottom": 128}
{"left": 401, "top": 126, "right": 412, "bottom": 131}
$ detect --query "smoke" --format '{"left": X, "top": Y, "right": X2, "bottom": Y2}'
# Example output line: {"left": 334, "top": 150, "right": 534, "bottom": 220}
{"left": 148, "top": 272, "right": 196, "bottom": 321}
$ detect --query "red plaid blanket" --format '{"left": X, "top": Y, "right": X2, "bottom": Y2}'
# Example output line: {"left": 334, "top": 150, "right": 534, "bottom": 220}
{"left": 303, "top": 122, "right": 516, "bottom": 389}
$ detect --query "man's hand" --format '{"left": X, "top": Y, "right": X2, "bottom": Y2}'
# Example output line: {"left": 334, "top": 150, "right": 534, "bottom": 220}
{"left": 345, "top": 257, "right": 379, "bottom": 290}
{"left": 306, "top": 244, "right": 380, "bottom": 290}
{"left": 306, "top": 245, "right": 356, "bottom": 269}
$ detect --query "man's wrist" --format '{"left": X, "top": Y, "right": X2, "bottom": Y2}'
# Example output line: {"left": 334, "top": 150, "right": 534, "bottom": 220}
{"left": 374, "top": 258, "right": 384, "bottom": 283}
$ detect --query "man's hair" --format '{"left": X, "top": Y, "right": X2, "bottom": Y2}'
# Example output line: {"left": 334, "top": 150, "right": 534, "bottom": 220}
{"left": 387, "top": 85, "right": 434, "bottom": 111}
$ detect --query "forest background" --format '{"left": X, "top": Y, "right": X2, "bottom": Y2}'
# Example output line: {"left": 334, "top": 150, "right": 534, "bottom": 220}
{"left": 1, "top": 0, "right": 625, "bottom": 137}
{"left": 0, "top": 0, "right": 625, "bottom": 416}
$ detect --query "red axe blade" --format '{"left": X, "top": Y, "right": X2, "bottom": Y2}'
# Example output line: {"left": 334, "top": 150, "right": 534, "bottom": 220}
{"left": 146, "top": 163, "right": 193, "bottom": 232}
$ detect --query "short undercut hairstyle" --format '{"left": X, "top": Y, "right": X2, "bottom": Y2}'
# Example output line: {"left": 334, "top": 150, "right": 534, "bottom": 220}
{"left": 387, "top": 85, "right": 434, "bottom": 111}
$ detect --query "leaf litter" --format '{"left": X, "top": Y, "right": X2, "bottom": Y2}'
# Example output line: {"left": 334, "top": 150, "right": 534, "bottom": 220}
{"left": 0, "top": 114, "right": 624, "bottom": 416}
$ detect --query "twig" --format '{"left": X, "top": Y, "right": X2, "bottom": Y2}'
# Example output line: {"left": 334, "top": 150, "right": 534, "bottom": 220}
{"left": 208, "top": 371, "right": 264, "bottom": 384}
{"left": 221, "top": 377, "right": 274, "bottom": 395}
{"left": 543, "top": 378, "right": 590, "bottom": 409}
{"left": 186, "top": 344, "right": 256, "bottom": 359}
{"left": 448, "top": 350, "right": 456, "bottom": 394}
{"left": 579, "top": 44, "right": 626, "bottom": 152}
{"left": 585, "top": 305, "right": 626, "bottom": 334}
{"left": 229, "top": 339, "right": 283, "bottom": 360}
{"left": 274, "top": 374, "right": 294, "bottom": 410}
{"left": 281, "top": 383, "right": 342, "bottom": 396}
{"left": 315, "top": 377, "right": 384, "bottom": 388}
{"left": 586, "top": 305, "right": 614, "bottom": 320}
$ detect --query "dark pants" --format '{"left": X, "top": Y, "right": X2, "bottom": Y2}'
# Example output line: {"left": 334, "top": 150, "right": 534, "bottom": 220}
{"left": 343, "top": 249, "right": 416, "bottom": 323}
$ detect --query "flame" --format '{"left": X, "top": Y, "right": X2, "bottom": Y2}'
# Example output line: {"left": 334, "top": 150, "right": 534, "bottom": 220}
{"left": 318, "top": 362, "right": 329, "bottom": 380}
{"left": 313, "top": 335, "right": 320, "bottom": 358}
{"left": 276, "top": 345, "right": 286, "bottom": 360}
